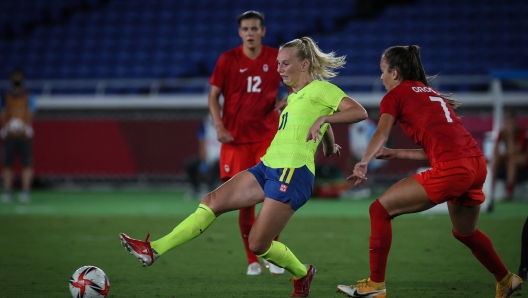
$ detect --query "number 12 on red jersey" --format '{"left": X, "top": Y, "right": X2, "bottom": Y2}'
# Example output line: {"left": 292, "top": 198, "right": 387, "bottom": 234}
{"left": 247, "top": 76, "right": 262, "bottom": 92}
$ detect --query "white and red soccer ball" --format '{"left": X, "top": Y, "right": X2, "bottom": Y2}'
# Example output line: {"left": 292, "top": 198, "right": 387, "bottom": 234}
{"left": 69, "top": 266, "right": 110, "bottom": 298}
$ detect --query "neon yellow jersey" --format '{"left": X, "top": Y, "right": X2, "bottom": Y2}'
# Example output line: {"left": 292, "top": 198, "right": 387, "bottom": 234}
{"left": 261, "top": 80, "right": 347, "bottom": 174}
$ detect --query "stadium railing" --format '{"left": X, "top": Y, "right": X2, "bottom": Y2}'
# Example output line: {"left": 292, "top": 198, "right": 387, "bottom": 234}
{"left": 1, "top": 75, "right": 527, "bottom": 110}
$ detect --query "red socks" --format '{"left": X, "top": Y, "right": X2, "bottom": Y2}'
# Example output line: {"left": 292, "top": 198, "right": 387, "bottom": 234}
{"left": 369, "top": 199, "right": 392, "bottom": 283}
{"left": 452, "top": 229, "right": 508, "bottom": 281}
{"left": 368, "top": 199, "right": 508, "bottom": 283}
{"left": 239, "top": 206, "right": 259, "bottom": 264}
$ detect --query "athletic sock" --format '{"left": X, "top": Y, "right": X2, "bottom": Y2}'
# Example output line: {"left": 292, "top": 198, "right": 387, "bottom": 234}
{"left": 369, "top": 199, "right": 392, "bottom": 283}
{"left": 258, "top": 241, "right": 307, "bottom": 279}
{"left": 452, "top": 229, "right": 508, "bottom": 281}
{"left": 239, "top": 205, "right": 259, "bottom": 264}
{"left": 151, "top": 204, "right": 216, "bottom": 255}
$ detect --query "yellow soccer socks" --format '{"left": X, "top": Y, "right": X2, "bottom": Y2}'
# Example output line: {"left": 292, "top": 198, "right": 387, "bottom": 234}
{"left": 258, "top": 241, "right": 307, "bottom": 279}
{"left": 151, "top": 204, "right": 216, "bottom": 255}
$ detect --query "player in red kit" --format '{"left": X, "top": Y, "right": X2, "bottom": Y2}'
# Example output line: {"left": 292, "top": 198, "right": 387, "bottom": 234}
{"left": 336, "top": 45, "right": 523, "bottom": 298}
{"left": 208, "top": 10, "right": 286, "bottom": 275}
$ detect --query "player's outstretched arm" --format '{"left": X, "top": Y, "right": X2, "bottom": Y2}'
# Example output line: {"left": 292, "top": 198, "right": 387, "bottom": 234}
{"left": 375, "top": 148, "right": 428, "bottom": 160}
{"left": 347, "top": 113, "right": 394, "bottom": 185}
{"left": 306, "top": 97, "right": 367, "bottom": 143}
{"left": 326, "top": 97, "right": 368, "bottom": 124}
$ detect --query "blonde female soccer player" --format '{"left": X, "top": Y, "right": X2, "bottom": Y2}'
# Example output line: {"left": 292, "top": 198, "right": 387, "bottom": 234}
{"left": 119, "top": 37, "right": 368, "bottom": 297}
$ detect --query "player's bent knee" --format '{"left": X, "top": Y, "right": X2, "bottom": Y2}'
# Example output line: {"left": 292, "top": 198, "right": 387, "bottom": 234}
{"left": 452, "top": 229, "right": 477, "bottom": 241}
{"left": 369, "top": 199, "right": 392, "bottom": 220}
{"left": 200, "top": 191, "right": 224, "bottom": 215}
{"left": 248, "top": 238, "right": 269, "bottom": 255}
{"left": 200, "top": 192, "right": 214, "bottom": 205}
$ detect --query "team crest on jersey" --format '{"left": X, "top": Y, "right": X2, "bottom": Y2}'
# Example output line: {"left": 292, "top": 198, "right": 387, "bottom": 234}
{"left": 263, "top": 64, "right": 268, "bottom": 72}
{"left": 279, "top": 184, "right": 288, "bottom": 192}
{"left": 224, "top": 165, "right": 230, "bottom": 173}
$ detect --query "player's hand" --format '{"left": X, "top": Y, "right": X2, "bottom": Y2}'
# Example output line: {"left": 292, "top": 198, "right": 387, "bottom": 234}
{"left": 306, "top": 117, "right": 325, "bottom": 143}
{"left": 324, "top": 143, "right": 341, "bottom": 157}
{"left": 275, "top": 100, "right": 287, "bottom": 112}
{"left": 346, "top": 161, "right": 368, "bottom": 186}
{"left": 375, "top": 147, "right": 394, "bottom": 160}
{"left": 216, "top": 126, "right": 234, "bottom": 143}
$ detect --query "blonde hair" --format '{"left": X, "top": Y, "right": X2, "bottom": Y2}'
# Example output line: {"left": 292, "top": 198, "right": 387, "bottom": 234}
{"left": 280, "top": 36, "right": 345, "bottom": 81}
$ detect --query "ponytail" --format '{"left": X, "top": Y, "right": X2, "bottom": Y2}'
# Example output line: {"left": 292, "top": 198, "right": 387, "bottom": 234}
{"left": 383, "top": 45, "right": 461, "bottom": 109}
{"left": 281, "top": 37, "right": 346, "bottom": 81}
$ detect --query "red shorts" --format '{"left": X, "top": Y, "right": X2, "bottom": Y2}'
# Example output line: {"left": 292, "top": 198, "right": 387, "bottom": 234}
{"left": 412, "top": 156, "right": 487, "bottom": 207}
{"left": 219, "top": 141, "right": 271, "bottom": 181}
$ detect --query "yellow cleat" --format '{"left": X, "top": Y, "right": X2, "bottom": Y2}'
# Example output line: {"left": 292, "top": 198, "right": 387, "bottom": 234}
{"left": 496, "top": 272, "right": 523, "bottom": 298}
{"left": 337, "top": 278, "right": 386, "bottom": 298}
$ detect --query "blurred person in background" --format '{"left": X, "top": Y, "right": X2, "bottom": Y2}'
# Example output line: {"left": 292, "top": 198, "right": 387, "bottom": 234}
{"left": 337, "top": 45, "right": 523, "bottom": 298}
{"left": 207, "top": 10, "right": 288, "bottom": 275}
{"left": 490, "top": 109, "right": 528, "bottom": 203}
{"left": 1, "top": 69, "right": 36, "bottom": 203}
{"left": 119, "top": 36, "right": 368, "bottom": 297}
{"left": 183, "top": 115, "right": 221, "bottom": 200}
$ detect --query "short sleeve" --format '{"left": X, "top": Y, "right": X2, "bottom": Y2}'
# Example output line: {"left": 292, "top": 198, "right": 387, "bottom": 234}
{"left": 379, "top": 93, "right": 399, "bottom": 120}
{"left": 209, "top": 53, "right": 228, "bottom": 89}
{"left": 322, "top": 83, "right": 347, "bottom": 111}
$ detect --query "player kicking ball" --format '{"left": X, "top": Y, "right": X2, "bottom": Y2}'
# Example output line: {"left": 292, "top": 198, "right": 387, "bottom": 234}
{"left": 120, "top": 36, "right": 368, "bottom": 297}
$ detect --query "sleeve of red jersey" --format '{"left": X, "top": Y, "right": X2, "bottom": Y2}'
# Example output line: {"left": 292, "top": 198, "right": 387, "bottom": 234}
{"left": 379, "top": 93, "right": 399, "bottom": 120}
{"left": 209, "top": 53, "right": 228, "bottom": 88}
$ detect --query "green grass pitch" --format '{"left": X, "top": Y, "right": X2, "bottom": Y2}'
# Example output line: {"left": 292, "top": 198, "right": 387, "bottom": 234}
{"left": 0, "top": 189, "right": 525, "bottom": 297}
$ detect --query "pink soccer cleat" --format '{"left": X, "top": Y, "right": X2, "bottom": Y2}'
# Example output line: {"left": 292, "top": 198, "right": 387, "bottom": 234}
{"left": 119, "top": 233, "right": 158, "bottom": 267}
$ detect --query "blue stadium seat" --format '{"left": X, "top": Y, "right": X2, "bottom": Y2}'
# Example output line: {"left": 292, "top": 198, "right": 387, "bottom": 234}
{"left": 0, "top": 0, "right": 527, "bottom": 82}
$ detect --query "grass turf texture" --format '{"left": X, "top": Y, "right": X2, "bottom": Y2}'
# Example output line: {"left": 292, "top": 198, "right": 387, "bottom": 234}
{"left": 0, "top": 190, "right": 525, "bottom": 297}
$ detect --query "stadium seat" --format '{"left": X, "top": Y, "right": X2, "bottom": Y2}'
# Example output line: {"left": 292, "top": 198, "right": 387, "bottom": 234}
{"left": 0, "top": 0, "right": 526, "bottom": 85}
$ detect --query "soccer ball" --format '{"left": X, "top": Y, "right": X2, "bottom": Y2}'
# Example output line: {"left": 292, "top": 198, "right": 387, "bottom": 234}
{"left": 69, "top": 266, "right": 110, "bottom": 298}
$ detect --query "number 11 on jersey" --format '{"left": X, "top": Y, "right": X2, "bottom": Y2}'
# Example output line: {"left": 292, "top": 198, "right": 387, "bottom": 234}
{"left": 278, "top": 112, "right": 288, "bottom": 130}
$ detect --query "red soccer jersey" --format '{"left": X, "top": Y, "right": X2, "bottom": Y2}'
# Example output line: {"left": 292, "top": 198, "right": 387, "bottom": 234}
{"left": 210, "top": 45, "right": 281, "bottom": 144}
{"left": 380, "top": 80, "right": 483, "bottom": 164}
